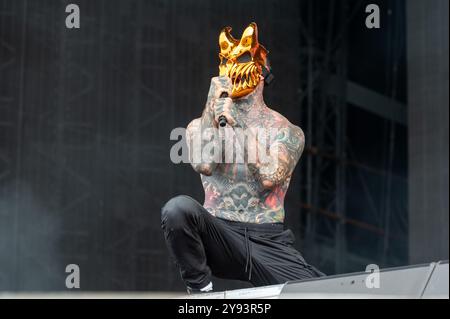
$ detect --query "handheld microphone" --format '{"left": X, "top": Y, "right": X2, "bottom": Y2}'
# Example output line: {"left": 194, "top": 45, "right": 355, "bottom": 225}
{"left": 218, "top": 92, "right": 229, "bottom": 127}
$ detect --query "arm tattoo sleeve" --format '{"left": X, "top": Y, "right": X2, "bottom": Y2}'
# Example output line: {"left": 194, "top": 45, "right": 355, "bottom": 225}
{"left": 186, "top": 89, "right": 221, "bottom": 176}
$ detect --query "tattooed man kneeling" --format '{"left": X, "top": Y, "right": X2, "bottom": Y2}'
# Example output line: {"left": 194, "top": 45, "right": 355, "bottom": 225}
{"left": 161, "top": 23, "right": 324, "bottom": 294}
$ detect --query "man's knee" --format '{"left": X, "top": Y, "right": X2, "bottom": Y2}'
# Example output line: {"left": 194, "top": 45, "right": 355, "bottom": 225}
{"left": 161, "top": 195, "right": 199, "bottom": 228}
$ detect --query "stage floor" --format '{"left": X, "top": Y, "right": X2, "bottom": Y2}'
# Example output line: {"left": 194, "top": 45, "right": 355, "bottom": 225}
{"left": 1, "top": 261, "right": 448, "bottom": 299}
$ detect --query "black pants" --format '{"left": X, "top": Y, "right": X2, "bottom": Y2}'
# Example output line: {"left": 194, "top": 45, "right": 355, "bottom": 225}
{"left": 161, "top": 195, "right": 324, "bottom": 289}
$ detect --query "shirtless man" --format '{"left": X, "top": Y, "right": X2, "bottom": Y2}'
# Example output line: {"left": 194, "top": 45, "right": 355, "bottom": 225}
{"left": 161, "top": 23, "right": 323, "bottom": 293}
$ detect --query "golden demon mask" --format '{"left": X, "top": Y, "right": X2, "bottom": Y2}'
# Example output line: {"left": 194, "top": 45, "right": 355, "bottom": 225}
{"left": 219, "top": 22, "right": 269, "bottom": 98}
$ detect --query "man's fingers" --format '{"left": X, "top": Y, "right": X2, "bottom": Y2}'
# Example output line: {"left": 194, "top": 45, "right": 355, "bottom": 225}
{"left": 214, "top": 98, "right": 232, "bottom": 116}
{"left": 214, "top": 112, "right": 234, "bottom": 126}
{"left": 212, "top": 94, "right": 234, "bottom": 127}
{"left": 215, "top": 97, "right": 233, "bottom": 108}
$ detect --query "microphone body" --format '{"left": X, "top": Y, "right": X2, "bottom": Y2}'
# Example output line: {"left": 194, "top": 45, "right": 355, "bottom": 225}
{"left": 218, "top": 92, "right": 229, "bottom": 127}
{"left": 218, "top": 116, "right": 227, "bottom": 128}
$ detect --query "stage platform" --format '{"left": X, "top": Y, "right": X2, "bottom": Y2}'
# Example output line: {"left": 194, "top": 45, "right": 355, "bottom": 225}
{"left": 184, "top": 261, "right": 449, "bottom": 299}
{"left": 1, "top": 261, "right": 447, "bottom": 299}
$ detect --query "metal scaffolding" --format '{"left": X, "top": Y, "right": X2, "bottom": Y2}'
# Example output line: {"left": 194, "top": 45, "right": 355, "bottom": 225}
{"left": 296, "top": 0, "right": 408, "bottom": 275}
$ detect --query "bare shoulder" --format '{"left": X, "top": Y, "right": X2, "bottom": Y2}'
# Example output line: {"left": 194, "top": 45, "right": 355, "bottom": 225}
{"left": 267, "top": 108, "right": 304, "bottom": 142}
{"left": 266, "top": 108, "right": 305, "bottom": 161}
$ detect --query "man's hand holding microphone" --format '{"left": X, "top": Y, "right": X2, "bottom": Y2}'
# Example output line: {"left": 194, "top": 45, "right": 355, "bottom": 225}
{"left": 206, "top": 76, "right": 237, "bottom": 128}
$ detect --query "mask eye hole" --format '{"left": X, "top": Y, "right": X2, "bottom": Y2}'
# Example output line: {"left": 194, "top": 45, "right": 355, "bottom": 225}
{"left": 237, "top": 52, "right": 252, "bottom": 64}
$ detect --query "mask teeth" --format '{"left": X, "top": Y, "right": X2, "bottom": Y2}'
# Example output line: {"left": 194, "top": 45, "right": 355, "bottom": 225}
{"left": 240, "top": 65, "right": 247, "bottom": 89}
{"left": 245, "top": 64, "right": 256, "bottom": 89}
{"left": 238, "top": 78, "right": 244, "bottom": 91}
{"left": 250, "top": 67, "right": 258, "bottom": 86}
{"left": 247, "top": 67, "right": 253, "bottom": 86}
{"left": 231, "top": 64, "right": 238, "bottom": 80}
{"left": 242, "top": 64, "right": 253, "bottom": 81}
{"left": 248, "top": 70, "right": 254, "bottom": 87}
{"left": 230, "top": 64, "right": 241, "bottom": 87}
{"left": 236, "top": 74, "right": 243, "bottom": 91}
{"left": 229, "top": 62, "right": 260, "bottom": 95}
{"left": 253, "top": 68, "right": 260, "bottom": 86}
{"left": 244, "top": 64, "right": 253, "bottom": 86}
{"left": 237, "top": 63, "right": 246, "bottom": 77}
{"left": 234, "top": 78, "right": 241, "bottom": 92}
{"left": 230, "top": 65, "right": 239, "bottom": 90}
{"left": 229, "top": 64, "right": 236, "bottom": 81}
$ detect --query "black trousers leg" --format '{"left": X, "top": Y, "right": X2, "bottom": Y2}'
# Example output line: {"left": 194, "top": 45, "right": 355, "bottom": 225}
{"left": 161, "top": 195, "right": 324, "bottom": 289}
{"left": 161, "top": 195, "right": 249, "bottom": 289}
